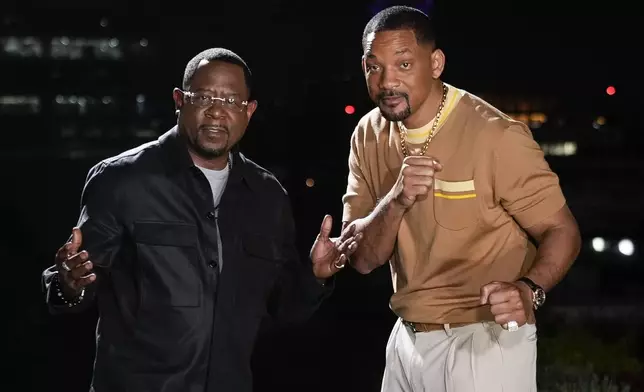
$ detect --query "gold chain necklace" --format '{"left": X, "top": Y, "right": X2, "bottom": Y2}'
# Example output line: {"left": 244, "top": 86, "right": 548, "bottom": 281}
{"left": 399, "top": 83, "right": 448, "bottom": 157}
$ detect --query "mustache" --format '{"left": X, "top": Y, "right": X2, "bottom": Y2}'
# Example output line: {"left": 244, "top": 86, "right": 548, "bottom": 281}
{"left": 377, "top": 90, "right": 408, "bottom": 101}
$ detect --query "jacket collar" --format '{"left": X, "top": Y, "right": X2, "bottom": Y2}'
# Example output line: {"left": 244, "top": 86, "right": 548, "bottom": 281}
{"left": 157, "top": 125, "right": 258, "bottom": 191}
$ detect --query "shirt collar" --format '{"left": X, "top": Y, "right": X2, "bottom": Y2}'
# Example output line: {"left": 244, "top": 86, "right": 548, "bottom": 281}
{"left": 158, "top": 125, "right": 257, "bottom": 190}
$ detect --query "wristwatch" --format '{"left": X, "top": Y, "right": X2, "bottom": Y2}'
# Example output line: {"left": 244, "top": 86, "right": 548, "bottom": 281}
{"left": 517, "top": 277, "right": 546, "bottom": 310}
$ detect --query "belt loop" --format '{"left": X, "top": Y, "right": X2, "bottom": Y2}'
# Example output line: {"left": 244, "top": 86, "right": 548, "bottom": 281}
{"left": 443, "top": 323, "right": 453, "bottom": 337}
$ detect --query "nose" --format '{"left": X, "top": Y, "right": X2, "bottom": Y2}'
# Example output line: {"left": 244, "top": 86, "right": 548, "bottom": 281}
{"left": 204, "top": 101, "right": 226, "bottom": 119}
{"left": 379, "top": 67, "right": 400, "bottom": 90}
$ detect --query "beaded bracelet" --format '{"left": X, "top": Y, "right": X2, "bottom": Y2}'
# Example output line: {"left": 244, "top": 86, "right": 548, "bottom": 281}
{"left": 54, "top": 273, "right": 85, "bottom": 307}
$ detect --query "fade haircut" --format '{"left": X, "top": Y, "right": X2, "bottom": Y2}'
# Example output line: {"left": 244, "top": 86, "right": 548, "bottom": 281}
{"left": 362, "top": 6, "right": 437, "bottom": 51}
{"left": 182, "top": 48, "right": 252, "bottom": 97}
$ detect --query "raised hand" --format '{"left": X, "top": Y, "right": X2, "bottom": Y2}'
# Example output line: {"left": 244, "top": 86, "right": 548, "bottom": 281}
{"left": 55, "top": 227, "right": 96, "bottom": 297}
{"left": 391, "top": 155, "right": 442, "bottom": 208}
{"left": 309, "top": 215, "right": 363, "bottom": 279}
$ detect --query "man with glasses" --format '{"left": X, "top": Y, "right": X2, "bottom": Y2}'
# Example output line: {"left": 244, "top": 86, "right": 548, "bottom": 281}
{"left": 42, "top": 48, "right": 360, "bottom": 392}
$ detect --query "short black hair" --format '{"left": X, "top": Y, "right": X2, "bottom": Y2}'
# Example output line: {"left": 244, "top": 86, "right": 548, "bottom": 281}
{"left": 182, "top": 47, "right": 252, "bottom": 97}
{"left": 362, "top": 6, "right": 436, "bottom": 51}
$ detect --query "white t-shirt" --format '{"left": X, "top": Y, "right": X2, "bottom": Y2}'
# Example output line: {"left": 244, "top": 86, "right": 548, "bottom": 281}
{"left": 196, "top": 159, "right": 230, "bottom": 272}
{"left": 196, "top": 163, "right": 230, "bottom": 208}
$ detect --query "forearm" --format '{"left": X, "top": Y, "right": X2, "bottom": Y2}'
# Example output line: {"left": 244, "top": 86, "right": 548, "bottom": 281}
{"left": 350, "top": 193, "right": 407, "bottom": 274}
{"left": 523, "top": 225, "right": 581, "bottom": 292}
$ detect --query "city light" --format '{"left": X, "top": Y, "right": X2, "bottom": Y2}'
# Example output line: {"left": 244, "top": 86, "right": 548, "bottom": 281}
{"left": 606, "top": 86, "right": 616, "bottom": 96}
{"left": 592, "top": 116, "right": 607, "bottom": 130}
{"left": 591, "top": 237, "right": 606, "bottom": 252}
{"left": 305, "top": 178, "right": 315, "bottom": 187}
{"left": 344, "top": 105, "right": 355, "bottom": 115}
{"left": 618, "top": 239, "right": 634, "bottom": 256}
{"left": 541, "top": 141, "right": 577, "bottom": 156}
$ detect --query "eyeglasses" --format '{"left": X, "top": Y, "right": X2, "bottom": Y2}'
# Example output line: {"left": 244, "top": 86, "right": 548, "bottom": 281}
{"left": 181, "top": 90, "right": 249, "bottom": 112}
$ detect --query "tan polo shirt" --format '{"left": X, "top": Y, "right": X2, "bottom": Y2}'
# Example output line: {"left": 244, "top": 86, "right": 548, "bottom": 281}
{"left": 342, "top": 85, "right": 566, "bottom": 324}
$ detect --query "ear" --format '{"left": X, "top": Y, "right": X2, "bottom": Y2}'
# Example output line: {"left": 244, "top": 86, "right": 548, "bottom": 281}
{"left": 245, "top": 100, "right": 258, "bottom": 120}
{"left": 172, "top": 88, "right": 184, "bottom": 111}
{"left": 430, "top": 49, "right": 446, "bottom": 79}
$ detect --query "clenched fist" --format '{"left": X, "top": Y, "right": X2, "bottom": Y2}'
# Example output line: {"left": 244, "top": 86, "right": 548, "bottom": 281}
{"left": 391, "top": 156, "right": 442, "bottom": 208}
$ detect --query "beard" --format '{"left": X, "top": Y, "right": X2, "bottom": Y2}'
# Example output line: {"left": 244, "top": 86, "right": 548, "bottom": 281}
{"left": 184, "top": 125, "right": 231, "bottom": 159}
{"left": 376, "top": 90, "right": 412, "bottom": 122}
{"left": 193, "top": 138, "right": 227, "bottom": 158}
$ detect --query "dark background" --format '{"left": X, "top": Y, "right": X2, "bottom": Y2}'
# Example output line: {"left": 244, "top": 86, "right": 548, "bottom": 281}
{"left": 2, "top": 0, "right": 643, "bottom": 391}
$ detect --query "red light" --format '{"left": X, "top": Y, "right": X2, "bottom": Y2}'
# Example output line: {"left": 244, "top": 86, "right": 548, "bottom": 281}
{"left": 344, "top": 105, "right": 355, "bottom": 114}
{"left": 606, "top": 86, "right": 616, "bottom": 96}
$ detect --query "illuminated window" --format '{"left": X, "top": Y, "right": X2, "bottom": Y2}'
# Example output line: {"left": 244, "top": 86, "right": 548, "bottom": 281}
{"left": 530, "top": 113, "right": 547, "bottom": 123}
{"left": 96, "top": 38, "right": 122, "bottom": 59}
{"left": 541, "top": 141, "right": 577, "bottom": 156}
{"left": 50, "top": 37, "right": 123, "bottom": 60}
{"left": 51, "top": 37, "right": 83, "bottom": 60}
{"left": 0, "top": 95, "right": 40, "bottom": 114}
{"left": 515, "top": 113, "right": 529, "bottom": 123}
{"left": 508, "top": 112, "right": 548, "bottom": 129}
{"left": 529, "top": 112, "right": 547, "bottom": 129}
{"left": 54, "top": 95, "right": 117, "bottom": 116}
{"left": 1, "top": 36, "right": 43, "bottom": 57}
{"left": 55, "top": 95, "right": 88, "bottom": 115}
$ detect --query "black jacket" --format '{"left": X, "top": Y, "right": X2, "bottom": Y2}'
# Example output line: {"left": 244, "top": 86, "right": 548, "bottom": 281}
{"left": 42, "top": 127, "right": 331, "bottom": 392}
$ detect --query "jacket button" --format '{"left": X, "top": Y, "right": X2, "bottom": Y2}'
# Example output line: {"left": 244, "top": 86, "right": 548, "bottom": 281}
{"left": 208, "top": 260, "right": 218, "bottom": 268}
{"left": 206, "top": 211, "right": 216, "bottom": 220}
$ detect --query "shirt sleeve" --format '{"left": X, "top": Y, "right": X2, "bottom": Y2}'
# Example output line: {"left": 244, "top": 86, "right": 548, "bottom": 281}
{"left": 342, "top": 128, "right": 376, "bottom": 223}
{"left": 494, "top": 124, "right": 566, "bottom": 228}
{"left": 264, "top": 193, "right": 332, "bottom": 327}
{"left": 42, "top": 161, "right": 125, "bottom": 314}
{"left": 74, "top": 162, "right": 124, "bottom": 269}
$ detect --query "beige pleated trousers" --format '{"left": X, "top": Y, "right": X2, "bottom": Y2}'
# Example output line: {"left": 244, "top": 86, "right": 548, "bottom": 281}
{"left": 381, "top": 318, "right": 538, "bottom": 392}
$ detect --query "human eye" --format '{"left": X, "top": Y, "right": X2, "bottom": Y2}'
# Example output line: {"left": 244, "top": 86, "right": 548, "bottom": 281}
{"left": 194, "top": 94, "right": 212, "bottom": 105}
{"left": 366, "top": 63, "right": 380, "bottom": 73}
